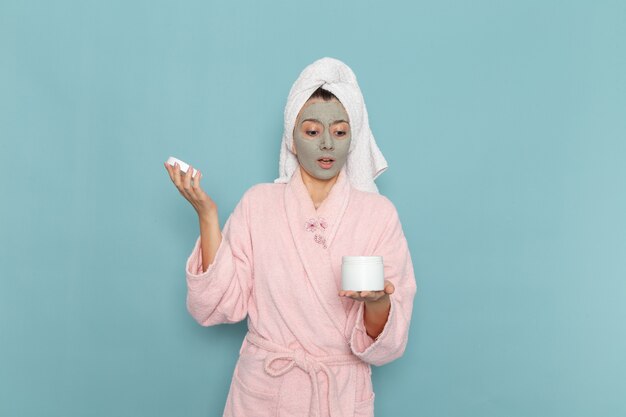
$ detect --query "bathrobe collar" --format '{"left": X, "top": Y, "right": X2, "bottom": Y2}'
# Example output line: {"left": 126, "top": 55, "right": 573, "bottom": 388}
{"left": 284, "top": 165, "right": 351, "bottom": 339}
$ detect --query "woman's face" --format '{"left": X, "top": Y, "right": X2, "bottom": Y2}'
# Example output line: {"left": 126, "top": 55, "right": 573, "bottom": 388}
{"left": 292, "top": 98, "right": 351, "bottom": 181}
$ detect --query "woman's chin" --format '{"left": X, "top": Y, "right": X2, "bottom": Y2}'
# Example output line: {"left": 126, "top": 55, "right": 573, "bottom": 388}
{"left": 300, "top": 165, "right": 340, "bottom": 182}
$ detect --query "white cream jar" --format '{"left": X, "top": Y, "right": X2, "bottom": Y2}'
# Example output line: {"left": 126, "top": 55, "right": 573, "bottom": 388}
{"left": 341, "top": 256, "right": 384, "bottom": 291}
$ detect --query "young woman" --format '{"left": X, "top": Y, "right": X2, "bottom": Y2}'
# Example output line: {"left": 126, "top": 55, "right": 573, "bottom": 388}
{"left": 164, "top": 57, "right": 416, "bottom": 417}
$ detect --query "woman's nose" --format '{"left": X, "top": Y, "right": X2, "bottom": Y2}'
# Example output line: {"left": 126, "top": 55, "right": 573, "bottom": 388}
{"left": 320, "top": 130, "right": 334, "bottom": 150}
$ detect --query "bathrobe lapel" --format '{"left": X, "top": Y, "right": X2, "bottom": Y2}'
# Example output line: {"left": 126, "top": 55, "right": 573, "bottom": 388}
{"left": 284, "top": 167, "right": 351, "bottom": 340}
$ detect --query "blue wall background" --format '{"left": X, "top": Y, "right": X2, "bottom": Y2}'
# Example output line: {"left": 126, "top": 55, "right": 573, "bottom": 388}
{"left": 1, "top": 0, "right": 625, "bottom": 416}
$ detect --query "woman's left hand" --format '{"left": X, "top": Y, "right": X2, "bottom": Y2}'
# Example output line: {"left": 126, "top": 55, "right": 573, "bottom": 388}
{"left": 338, "top": 280, "right": 395, "bottom": 303}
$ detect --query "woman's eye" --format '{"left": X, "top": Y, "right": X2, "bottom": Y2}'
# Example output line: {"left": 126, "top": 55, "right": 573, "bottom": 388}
{"left": 306, "top": 130, "right": 318, "bottom": 136}
{"left": 335, "top": 131, "right": 346, "bottom": 137}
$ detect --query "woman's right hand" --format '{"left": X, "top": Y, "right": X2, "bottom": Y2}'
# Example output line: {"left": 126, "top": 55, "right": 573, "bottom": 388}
{"left": 164, "top": 161, "right": 217, "bottom": 219}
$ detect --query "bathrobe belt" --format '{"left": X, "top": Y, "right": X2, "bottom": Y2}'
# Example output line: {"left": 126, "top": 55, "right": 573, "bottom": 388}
{"left": 245, "top": 332, "right": 362, "bottom": 417}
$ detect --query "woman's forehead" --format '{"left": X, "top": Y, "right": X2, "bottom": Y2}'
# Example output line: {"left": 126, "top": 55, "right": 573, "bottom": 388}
{"left": 297, "top": 98, "right": 350, "bottom": 123}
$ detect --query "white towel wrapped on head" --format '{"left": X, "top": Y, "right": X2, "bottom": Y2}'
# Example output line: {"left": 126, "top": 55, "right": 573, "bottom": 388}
{"left": 274, "top": 57, "right": 388, "bottom": 194}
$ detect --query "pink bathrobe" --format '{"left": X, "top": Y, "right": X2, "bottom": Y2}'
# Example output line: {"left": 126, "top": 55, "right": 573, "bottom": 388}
{"left": 185, "top": 166, "right": 416, "bottom": 417}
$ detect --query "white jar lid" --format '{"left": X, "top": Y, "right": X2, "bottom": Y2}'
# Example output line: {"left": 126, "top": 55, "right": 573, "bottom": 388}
{"left": 342, "top": 256, "right": 383, "bottom": 264}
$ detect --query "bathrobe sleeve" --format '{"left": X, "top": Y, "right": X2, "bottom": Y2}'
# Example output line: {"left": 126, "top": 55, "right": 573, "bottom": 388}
{"left": 184, "top": 188, "right": 254, "bottom": 326}
{"left": 349, "top": 198, "right": 417, "bottom": 366}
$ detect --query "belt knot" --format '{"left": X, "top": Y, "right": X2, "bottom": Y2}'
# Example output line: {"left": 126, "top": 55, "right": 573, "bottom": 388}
{"left": 264, "top": 348, "right": 321, "bottom": 376}
{"left": 294, "top": 349, "right": 310, "bottom": 372}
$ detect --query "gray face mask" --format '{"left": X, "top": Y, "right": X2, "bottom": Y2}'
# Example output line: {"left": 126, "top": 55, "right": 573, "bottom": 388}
{"left": 293, "top": 100, "right": 351, "bottom": 181}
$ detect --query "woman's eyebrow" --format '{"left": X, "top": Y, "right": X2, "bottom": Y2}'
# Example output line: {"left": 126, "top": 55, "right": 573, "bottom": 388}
{"left": 301, "top": 118, "right": 349, "bottom": 125}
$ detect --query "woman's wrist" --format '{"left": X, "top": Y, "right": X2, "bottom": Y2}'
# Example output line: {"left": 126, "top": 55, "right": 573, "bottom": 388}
{"left": 364, "top": 293, "right": 390, "bottom": 309}
{"left": 198, "top": 206, "right": 218, "bottom": 223}
{"left": 363, "top": 295, "right": 391, "bottom": 339}
{"left": 364, "top": 299, "right": 390, "bottom": 325}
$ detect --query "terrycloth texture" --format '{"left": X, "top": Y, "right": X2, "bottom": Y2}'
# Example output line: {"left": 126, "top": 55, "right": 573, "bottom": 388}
{"left": 186, "top": 166, "right": 416, "bottom": 417}
{"left": 274, "top": 57, "right": 388, "bottom": 194}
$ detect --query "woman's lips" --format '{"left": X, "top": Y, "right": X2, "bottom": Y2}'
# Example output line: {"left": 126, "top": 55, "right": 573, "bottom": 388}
{"left": 317, "top": 158, "right": 335, "bottom": 169}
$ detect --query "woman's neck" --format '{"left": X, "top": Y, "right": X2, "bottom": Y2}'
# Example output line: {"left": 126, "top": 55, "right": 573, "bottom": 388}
{"left": 299, "top": 166, "right": 339, "bottom": 209}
